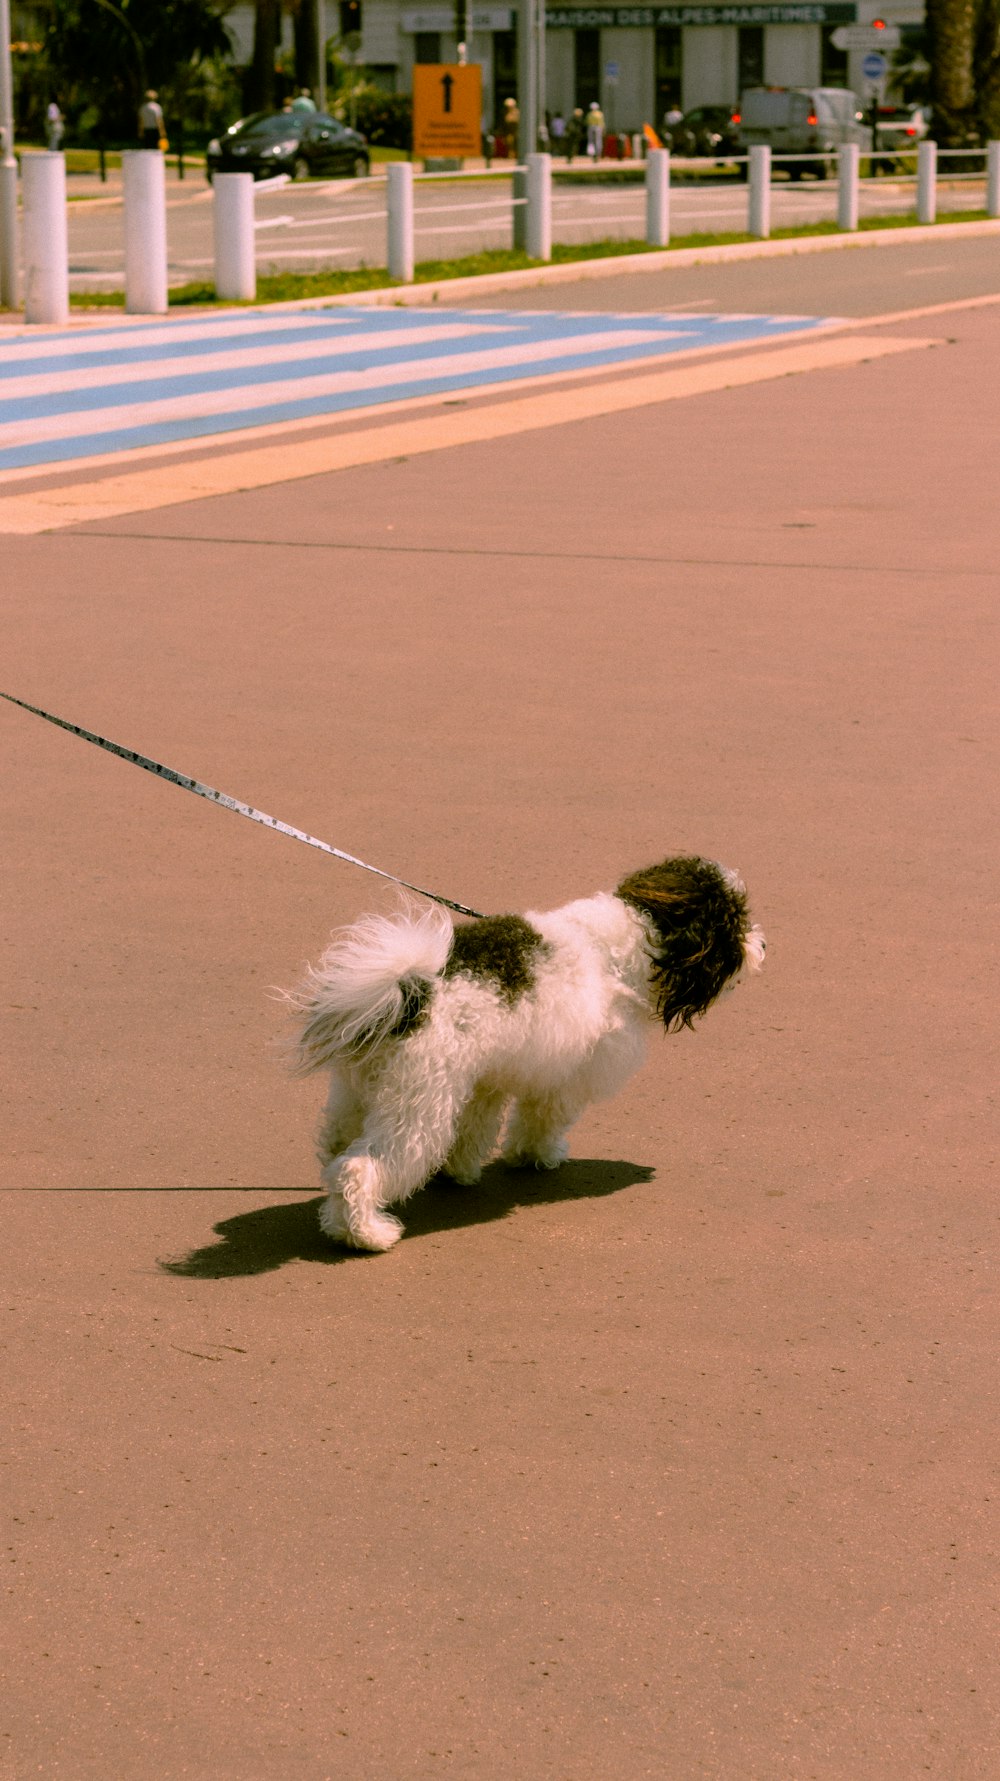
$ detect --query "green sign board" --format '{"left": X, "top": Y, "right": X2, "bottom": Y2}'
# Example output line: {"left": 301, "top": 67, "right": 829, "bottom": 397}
{"left": 546, "top": 5, "right": 857, "bottom": 25}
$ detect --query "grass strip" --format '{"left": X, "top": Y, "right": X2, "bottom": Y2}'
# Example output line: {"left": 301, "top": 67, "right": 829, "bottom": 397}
{"left": 39, "top": 208, "right": 994, "bottom": 311}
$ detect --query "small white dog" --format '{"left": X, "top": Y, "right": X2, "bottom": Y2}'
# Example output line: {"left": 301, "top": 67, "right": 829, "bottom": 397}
{"left": 290, "top": 856, "right": 765, "bottom": 1252}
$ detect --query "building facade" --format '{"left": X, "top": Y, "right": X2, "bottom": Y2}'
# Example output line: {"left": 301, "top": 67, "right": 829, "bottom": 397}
{"left": 226, "top": 1, "right": 923, "bottom": 136}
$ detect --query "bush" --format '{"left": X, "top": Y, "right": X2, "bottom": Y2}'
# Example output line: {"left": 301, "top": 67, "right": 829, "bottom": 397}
{"left": 350, "top": 90, "right": 412, "bottom": 150}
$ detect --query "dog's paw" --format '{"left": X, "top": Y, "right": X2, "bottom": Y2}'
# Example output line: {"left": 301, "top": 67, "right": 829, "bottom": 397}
{"left": 318, "top": 1191, "right": 352, "bottom": 1241}
{"left": 347, "top": 1210, "right": 404, "bottom": 1252}
{"left": 503, "top": 1136, "right": 569, "bottom": 1172}
{"left": 318, "top": 1193, "right": 403, "bottom": 1252}
{"left": 443, "top": 1163, "right": 483, "bottom": 1187}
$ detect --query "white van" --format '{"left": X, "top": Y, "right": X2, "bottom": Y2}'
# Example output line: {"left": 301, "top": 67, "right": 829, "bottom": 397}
{"left": 737, "top": 87, "right": 872, "bottom": 177}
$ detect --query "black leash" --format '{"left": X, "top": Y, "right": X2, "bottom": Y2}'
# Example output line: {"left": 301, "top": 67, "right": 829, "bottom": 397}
{"left": 1, "top": 691, "right": 487, "bottom": 920}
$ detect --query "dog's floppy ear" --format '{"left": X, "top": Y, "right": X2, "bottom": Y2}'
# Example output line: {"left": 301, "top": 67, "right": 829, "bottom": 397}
{"left": 616, "top": 857, "right": 752, "bottom": 1031}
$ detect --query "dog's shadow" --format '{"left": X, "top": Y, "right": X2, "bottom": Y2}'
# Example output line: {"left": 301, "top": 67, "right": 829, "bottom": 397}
{"left": 160, "top": 1158, "right": 655, "bottom": 1279}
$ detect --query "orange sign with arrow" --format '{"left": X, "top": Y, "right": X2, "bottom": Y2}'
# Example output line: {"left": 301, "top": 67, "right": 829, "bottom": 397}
{"left": 412, "top": 63, "right": 482, "bottom": 159}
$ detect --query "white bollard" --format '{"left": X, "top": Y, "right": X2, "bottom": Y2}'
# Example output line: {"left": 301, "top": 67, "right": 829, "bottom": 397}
{"left": 837, "top": 141, "right": 859, "bottom": 232}
{"left": 387, "top": 160, "right": 414, "bottom": 283}
{"left": 917, "top": 139, "right": 937, "bottom": 225}
{"left": 122, "top": 149, "right": 168, "bottom": 314}
{"left": 987, "top": 140, "right": 1000, "bottom": 218}
{"left": 22, "top": 151, "right": 68, "bottom": 324}
{"left": 748, "top": 143, "right": 771, "bottom": 239}
{"left": 213, "top": 172, "right": 255, "bottom": 302}
{"left": 525, "top": 152, "right": 551, "bottom": 260}
{"left": 645, "top": 147, "right": 670, "bottom": 247}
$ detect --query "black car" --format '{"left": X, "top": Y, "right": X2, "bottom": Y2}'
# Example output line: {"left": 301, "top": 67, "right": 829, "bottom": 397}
{"left": 664, "top": 105, "right": 742, "bottom": 158}
{"left": 206, "top": 110, "right": 370, "bottom": 182}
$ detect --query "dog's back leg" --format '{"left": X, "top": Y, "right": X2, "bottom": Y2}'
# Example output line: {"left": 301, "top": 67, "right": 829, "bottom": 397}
{"left": 315, "top": 1069, "right": 365, "bottom": 1166}
{"left": 321, "top": 1067, "right": 475, "bottom": 1251}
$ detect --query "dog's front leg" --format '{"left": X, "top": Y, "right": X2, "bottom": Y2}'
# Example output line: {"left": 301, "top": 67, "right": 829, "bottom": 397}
{"left": 502, "top": 1081, "right": 591, "bottom": 1172}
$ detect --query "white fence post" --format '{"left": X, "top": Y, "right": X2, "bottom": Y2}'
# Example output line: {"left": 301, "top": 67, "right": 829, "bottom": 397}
{"left": 987, "top": 140, "right": 1000, "bottom": 218}
{"left": 837, "top": 141, "right": 859, "bottom": 232}
{"left": 748, "top": 144, "right": 771, "bottom": 239}
{"left": 387, "top": 160, "right": 414, "bottom": 283}
{"left": 122, "top": 149, "right": 168, "bottom": 314}
{"left": 526, "top": 152, "right": 551, "bottom": 260}
{"left": 213, "top": 171, "right": 255, "bottom": 302}
{"left": 917, "top": 139, "right": 937, "bottom": 224}
{"left": 22, "top": 151, "right": 68, "bottom": 324}
{"left": 645, "top": 147, "right": 670, "bottom": 247}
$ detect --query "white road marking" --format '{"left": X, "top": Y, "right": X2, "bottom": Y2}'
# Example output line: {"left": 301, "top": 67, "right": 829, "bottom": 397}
{"left": 0, "top": 333, "right": 938, "bottom": 535}
{"left": 0, "top": 327, "right": 677, "bottom": 451}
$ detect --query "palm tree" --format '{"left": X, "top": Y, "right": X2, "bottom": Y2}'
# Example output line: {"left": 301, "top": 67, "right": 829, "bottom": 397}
{"left": 925, "top": 0, "right": 978, "bottom": 142}
{"left": 976, "top": 0, "right": 1000, "bottom": 139}
{"left": 248, "top": 0, "right": 281, "bottom": 111}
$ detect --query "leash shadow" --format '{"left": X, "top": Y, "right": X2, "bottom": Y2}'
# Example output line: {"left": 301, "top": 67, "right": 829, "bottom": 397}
{"left": 159, "top": 1157, "right": 655, "bottom": 1279}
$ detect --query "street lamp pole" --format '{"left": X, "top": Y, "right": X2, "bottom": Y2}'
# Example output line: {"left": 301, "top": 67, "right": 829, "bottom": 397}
{"left": 0, "top": 0, "right": 21, "bottom": 309}
{"left": 517, "top": 0, "right": 536, "bottom": 159}
{"left": 315, "top": 0, "right": 326, "bottom": 112}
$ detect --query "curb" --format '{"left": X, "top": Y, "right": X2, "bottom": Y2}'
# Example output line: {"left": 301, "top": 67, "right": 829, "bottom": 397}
{"left": 187, "top": 217, "right": 1000, "bottom": 315}
{"left": 4, "top": 216, "right": 999, "bottom": 331}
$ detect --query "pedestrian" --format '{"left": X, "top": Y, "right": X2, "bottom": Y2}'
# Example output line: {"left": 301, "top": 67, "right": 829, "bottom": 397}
{"left": 565, "top": 107, "right": 584, "bottom": 162}
{"left": 290, "top": 88, "right": 317, "bottom": 114}
{"left": 550, "top": 110, "right": 565, "bottom": 152}
{"left": 662, "top": 97, "right": 683, "bottom": 150}
{"left": 46, "top": 100, "right": 64, "bottom": 151}
{"left": 138, "top": 89, "right": 165, "bottom": 149}
{"left": 503, "top": 96, "right": 519, "bottom": 157}
{"left": 585, "top": 100, "right": 604, "bottom": 160}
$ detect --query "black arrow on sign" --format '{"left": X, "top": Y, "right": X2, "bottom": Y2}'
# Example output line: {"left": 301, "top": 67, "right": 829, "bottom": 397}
{"left": 441, "top": 73, "right": 454, "bottom": 113}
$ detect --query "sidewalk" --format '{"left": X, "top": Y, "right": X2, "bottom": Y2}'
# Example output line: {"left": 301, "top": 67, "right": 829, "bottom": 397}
{"left": 3, "top": 268, "right": 997, "bottom": 1778}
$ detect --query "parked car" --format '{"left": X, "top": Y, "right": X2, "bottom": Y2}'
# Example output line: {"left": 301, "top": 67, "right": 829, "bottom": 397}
{"left": 869, "top": 104, "right": 928, "bottom": 164}
{"left": 736, "top": 87, "right": 871, "bottom": 178}
{"left": 667, "top": 104, "right": 742, "bottom": 158}
{"left": 206, "top": 110, "right": 370, "bottom": 182}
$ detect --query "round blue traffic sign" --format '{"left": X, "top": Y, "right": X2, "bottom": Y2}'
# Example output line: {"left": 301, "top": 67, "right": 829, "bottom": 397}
{"left": 862, "top": 52, "right": 888, "bottom": 80}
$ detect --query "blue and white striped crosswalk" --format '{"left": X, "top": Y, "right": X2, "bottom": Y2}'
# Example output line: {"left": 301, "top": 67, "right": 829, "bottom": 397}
{"left": 0, "top": 305, "right": 835, "bottom": 473}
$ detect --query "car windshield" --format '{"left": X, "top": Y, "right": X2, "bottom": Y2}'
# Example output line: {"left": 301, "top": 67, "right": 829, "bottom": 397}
{"left": 230, "top": 112, "right": 303, "bottom": 139}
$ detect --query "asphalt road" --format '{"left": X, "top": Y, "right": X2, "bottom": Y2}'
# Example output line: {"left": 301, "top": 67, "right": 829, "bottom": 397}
{"left": 63, "top": 164, "right": 994, "bottom": 290}
{"left": 3, "top": 238, "right": 998, "bottom": 1778}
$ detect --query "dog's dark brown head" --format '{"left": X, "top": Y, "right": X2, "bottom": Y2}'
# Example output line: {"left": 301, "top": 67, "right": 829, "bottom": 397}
{"left": 616, "top": 856, "right": 764, "bottom": 1032}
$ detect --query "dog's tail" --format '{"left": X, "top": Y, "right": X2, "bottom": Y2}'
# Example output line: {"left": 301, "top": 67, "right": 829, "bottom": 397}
{"left": 289, "top": 900, "right": 454, "bottom": 1073}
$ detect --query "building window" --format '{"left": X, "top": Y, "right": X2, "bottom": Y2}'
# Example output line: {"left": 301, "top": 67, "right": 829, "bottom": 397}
{"left": 493, "top": 27, "right": 517, "bottom": 127}
{"left": 575, "top": 28, "right": 601, "bottom": 115}
{"left": 820, "top": 27, "right": 849, "bottom": 88}
{"left": 738, "top": 26, "right": 764, "bottom": 94}
{"left": 414, "top": 31, "right": 441, "bottom": 65}
{"left": 654, "top": 26, "right": 682, "bottom": 127}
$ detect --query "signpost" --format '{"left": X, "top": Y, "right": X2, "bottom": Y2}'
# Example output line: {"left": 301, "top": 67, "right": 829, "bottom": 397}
{"left": 830, "top": 22, "right": 901, "bottom": 51}
{"left": 0, "top": 0, "right": 19, "bottom": 309}
{"left": 412, "top": 62, "right": 483, "bottom": 159}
